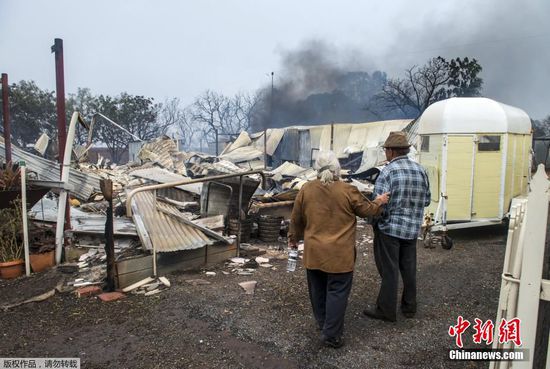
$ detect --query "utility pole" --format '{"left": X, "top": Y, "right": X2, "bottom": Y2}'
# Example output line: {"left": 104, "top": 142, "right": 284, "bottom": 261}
{"left": 51, "top": 38, "right": 71, "bottom": 238}
{"left": 270, "top": 72, "right": 274, "bottom": 128}
{"left": 1, "top": 73, "right": 12, "bottom": 164}
{"left": 51, "top": 38, "right": 67, "bottom": 167}
{"left": 265, "top": 72, "right": 274, "bottom": 169}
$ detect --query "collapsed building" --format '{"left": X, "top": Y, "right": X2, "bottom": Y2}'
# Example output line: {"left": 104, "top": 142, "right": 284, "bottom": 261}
{"left": 0, "top": 113, "right": 410, "bottom": 287}
{"left": 0, "top": 97, "right": 533, "bottom": 289}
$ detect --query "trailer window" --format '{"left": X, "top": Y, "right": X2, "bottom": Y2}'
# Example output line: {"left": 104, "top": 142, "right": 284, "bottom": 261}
{"left": 478, "top": 135, "right": 500, "bottom": 151}
{"left": 421, "top": 136, "right": 430, "bottom": 152}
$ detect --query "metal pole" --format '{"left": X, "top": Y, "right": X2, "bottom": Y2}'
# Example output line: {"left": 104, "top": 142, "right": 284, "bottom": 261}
{"left": 1, "top": 73, "right": 12, "bottom": 164}
{"left": 52, "top": 38, "right": 67, "bottom": 167}
{"left": 264, "top": 71, "right": 274, "bottom": 170}
{"left": 215, "top": 128, "right": 219, "bottom": 156}
{"left": 264, "top": 129, "right": 267, "bottom": 169}
{"left": 270, "top": 71, "right": 274, "bottom": 128}
{"left": 20, "top": 162, "right": 30, "bottom": 276}
{"left": 330, "top": 123, "right": 334, "bottom": 151}
{"left": 51, "top": 38, "right": 71, "bottom": 231}
{"left": 237, "top": 175, "right": 244, "bottom": 257}
{"left": 152, "top": 189, "right": 157, "bottom": 277}
{"left": 54, "top": 112, "right": 80, "bottom": 264}
{"left": 95, "top": 113, "right": 142, "bottom": 141}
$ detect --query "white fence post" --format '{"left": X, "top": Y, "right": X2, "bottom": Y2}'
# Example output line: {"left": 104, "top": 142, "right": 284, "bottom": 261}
{"left": 491, "top": 164, "right": 549, "bottom": 369}
{"left": 515, "top": 164, "right": 549, "bottom": 369}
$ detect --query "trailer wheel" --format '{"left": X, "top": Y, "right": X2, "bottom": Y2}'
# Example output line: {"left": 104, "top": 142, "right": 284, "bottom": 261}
{"left": 441, "top": 235, "right": 453, "bottom": 250}
{"left": 423, "top": 233, "right": 435, "bottom": 248}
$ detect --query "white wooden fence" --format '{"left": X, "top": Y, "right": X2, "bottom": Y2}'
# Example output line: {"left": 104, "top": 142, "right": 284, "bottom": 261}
{"left": 490, "top": 164, "right": 550, "bottom": 369}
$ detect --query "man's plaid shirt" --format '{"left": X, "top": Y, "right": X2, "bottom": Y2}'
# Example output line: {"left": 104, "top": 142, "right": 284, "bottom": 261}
{"left": 374, "top": 156, "right": 431, "bottom": 240}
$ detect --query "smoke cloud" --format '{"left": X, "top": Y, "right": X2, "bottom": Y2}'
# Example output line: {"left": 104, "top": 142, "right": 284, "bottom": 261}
{"left": 254, "top": 0, "right": 549, "bottom": 130}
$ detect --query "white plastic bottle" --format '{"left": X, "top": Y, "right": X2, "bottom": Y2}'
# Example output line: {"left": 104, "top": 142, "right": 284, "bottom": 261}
{"left": 287, "top": 249, "right": 298, "bottom": 272}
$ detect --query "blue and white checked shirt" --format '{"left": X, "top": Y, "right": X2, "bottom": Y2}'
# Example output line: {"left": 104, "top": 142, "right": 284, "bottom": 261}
{"left": 374, "top": 156, "right": 431, "bottom": 240}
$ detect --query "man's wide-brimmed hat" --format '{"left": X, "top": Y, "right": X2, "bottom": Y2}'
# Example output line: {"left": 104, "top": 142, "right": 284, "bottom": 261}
{"left": 383, "top": 131, "right": 411, "bottom": 149}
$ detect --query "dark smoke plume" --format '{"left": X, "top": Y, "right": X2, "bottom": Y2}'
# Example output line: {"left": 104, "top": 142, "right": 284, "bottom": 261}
{"left": 251, "top": 0, "right": 549, "bottom": 131}
{"left": 251, "top": 40, "right": 392, "bottom": 131}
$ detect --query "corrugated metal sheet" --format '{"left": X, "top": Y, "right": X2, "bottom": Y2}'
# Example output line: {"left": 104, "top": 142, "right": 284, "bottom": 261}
{"left": 269, "top": 120, "right": 413, "bottom": 165}
{"left": 0, "top": 140, "right": 100, "bottom": 200}
{"left": 266, "top": 129, "right": 285, "bottom": 156}
{"left": 272, "top": 128, "right": 301, "bottom": 167}
{"left": 236, "top": 160, "right": 265, "bottom": 171}
{"left": 157, "top": 187, "right": 197, "bottom": 203}
{"left": 29, "top": 197, "right": 137, "bottom": 235}
{"left": 33, "top": 134, "right": 50, "bottom": 156}
{"left": 157, "top": 201, "right": 231, "bottom": 244}
{"left": 282, "top": 168, "right": 318, "bottom": 190}
{"left": 131, "top": 191, "right": 213, "bottom": 252}
{"left": 251, "top": 128, "right": 285, "bottom": 156}
{"left": 128, "top": 141, "right": 144, "bottom": 163}
{"left": 129, "top": 167, "right": 202, "bottom": 195}
{"left": 71, "top": 216, "right": 138, "bottom": 236}
{"left": 309, "top": 126, "right": 325, "bottom": 153}
{"left": 270, "top": 162, "right": 308, "bottom": 177}
{"left": 298, "top": 129, "right": 312, "bottom": 167}
{"left": 332, "top": 125, "right": 353, "bottom": 157}
{"left": 221, "top": 131, "right": 252, "bottom": 155}
{"left": 211, "top": 160, "right": 248, "bottom": 174}
{"left": 138, "top": 137, "right": 177, "bottom": 169}
{"left": 354, "top": 120, "right": 413, "bottom": 173}
{"left": 218, "top": 146, "right": 263, "bottom": 163}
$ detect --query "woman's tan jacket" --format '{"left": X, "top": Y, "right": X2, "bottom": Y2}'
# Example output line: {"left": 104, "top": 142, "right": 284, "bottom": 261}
{"left": 288, "top": 179, "right": 383, "bottom": 273}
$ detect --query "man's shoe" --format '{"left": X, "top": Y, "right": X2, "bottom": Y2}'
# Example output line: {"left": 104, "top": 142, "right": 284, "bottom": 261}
{"left": 363, "top": 308, "right": 396, "bottom": 322}
{"left": 402, "top": 311, "right": 416, "bottom": 319}
{"left": 323, "top": 336, "right": 344, "bottom": 349}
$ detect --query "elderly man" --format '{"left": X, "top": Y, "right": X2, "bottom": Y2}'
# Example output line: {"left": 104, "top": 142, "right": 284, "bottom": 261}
{"left": 364, "top": 131, "right": 431, "bottom": 322}
{"left": 289, "top": 150, "right": 389, "bottom": 348}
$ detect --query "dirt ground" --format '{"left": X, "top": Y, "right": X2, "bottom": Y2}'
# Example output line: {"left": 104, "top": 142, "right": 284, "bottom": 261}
{"left": 0, "top": 222, "right": 506, "bottom": 369}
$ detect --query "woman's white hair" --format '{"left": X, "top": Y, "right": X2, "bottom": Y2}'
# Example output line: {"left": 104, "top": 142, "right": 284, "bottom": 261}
{"left": 314, "top": 150, "right": 341, "bottom": 185}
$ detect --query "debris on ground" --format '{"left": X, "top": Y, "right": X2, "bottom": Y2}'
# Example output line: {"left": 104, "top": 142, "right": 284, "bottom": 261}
{"left": 238, "top": 280, "right": 257, "bottom": 295}
{"left": 3, "top": 129, "right": 384, "bottom": 293}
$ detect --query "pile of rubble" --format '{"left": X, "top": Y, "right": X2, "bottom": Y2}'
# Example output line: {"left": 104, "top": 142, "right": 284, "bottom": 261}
{"left": 3, "top": 130, "right": 378, "bottom": 294}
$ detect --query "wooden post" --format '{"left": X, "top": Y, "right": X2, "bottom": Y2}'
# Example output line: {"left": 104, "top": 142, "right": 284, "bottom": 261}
{"left": 51, "top": 38, "right": 71, "bottom": 232}
{"left": 100, "top": 179, "right": 116, "bottom": 291}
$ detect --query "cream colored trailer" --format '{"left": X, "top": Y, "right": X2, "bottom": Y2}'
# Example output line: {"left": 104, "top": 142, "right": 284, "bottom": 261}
{"left": 417, "top": 97, "right": 532, "bottom": 233}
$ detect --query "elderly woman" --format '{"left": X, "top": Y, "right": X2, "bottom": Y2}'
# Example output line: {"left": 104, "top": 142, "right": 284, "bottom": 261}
{"left": 288, "top": 151, "right": 389, "bottom": 348}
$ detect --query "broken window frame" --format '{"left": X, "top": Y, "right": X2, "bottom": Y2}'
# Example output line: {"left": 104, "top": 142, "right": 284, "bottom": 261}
{"left": 478, "top": 135, "right": 501, "bottom": 152}
{"left": 421, "top": 135, "right": 430, "bottom": 152}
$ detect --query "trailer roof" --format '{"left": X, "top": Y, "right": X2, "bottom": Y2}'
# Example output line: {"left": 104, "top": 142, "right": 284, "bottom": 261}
{"left": 418, "top": 97, "right": 531, "bottom": 135}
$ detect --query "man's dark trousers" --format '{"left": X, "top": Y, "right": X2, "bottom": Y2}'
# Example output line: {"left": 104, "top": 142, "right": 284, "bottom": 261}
{"left": 306, "top": 269, "right": 353, "bottom": 340}
{"left": 373, "top": 226, "right": 417, "bottom": 321}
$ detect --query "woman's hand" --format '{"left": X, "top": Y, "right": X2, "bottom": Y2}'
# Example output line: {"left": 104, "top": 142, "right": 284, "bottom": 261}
{"left": 288, "top": 239, "right": 298, "bottom": 249}
{"left": 375, "top": 192, "right": 390, "bottom": 205}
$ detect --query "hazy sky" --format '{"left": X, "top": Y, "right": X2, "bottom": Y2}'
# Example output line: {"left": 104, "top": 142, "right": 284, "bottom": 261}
{"left": 1, "top": 0, "right": 549, "bottom": 119}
